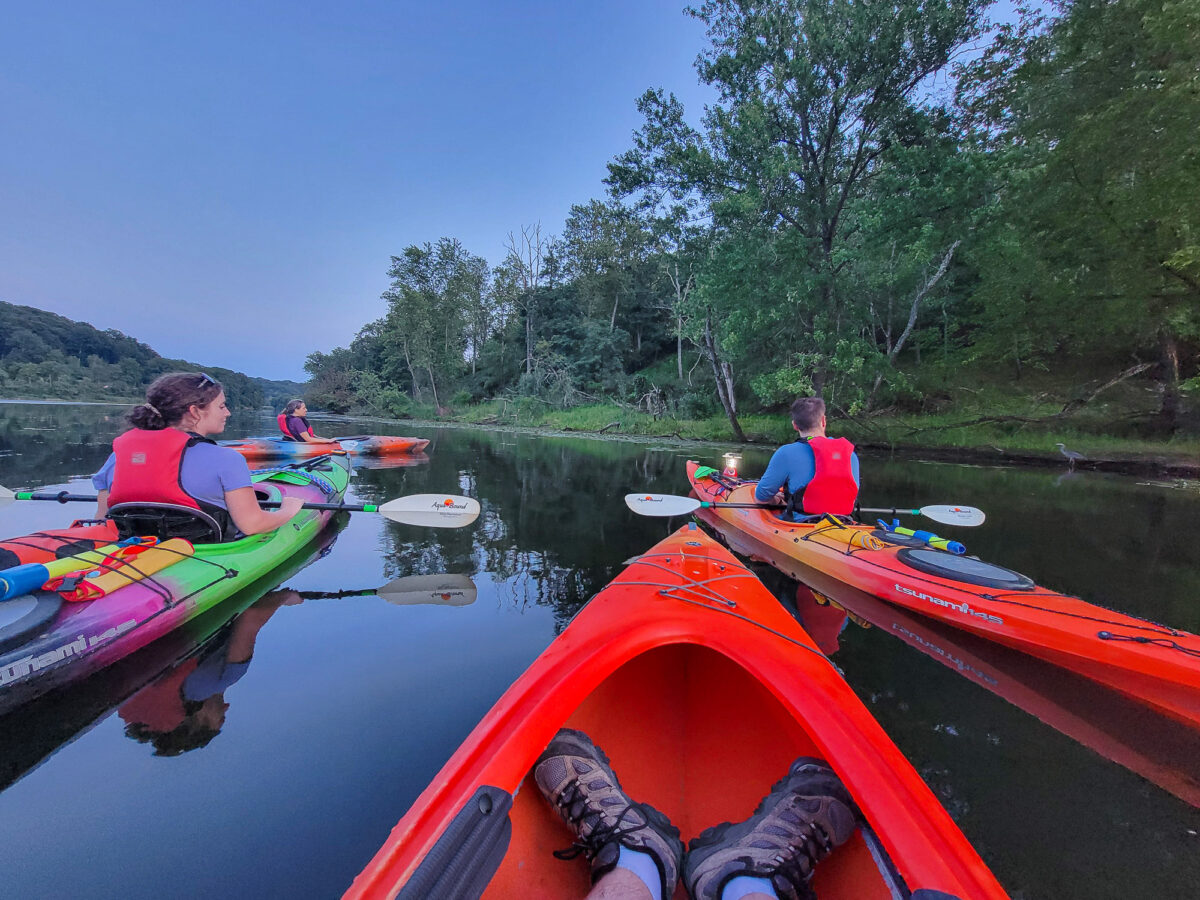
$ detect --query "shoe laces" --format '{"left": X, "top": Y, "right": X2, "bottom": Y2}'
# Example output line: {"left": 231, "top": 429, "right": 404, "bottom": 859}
{"left": 732, "top": 817, "right": 834, "bottom": 886}
{"left": 550, "top": 778, "right": 652, "bottom": 862}
{"left": 767, "top": 818, "right": 835, "bottom": 886}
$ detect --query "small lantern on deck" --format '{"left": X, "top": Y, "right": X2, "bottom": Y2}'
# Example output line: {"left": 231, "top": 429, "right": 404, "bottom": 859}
{"left": 722, "top": 452, "right": 742, "bottom": 478}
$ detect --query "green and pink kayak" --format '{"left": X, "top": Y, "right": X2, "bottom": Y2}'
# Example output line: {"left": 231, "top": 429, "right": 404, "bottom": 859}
{"left": 0, "top": 454, "right": 351, "bottom": 713}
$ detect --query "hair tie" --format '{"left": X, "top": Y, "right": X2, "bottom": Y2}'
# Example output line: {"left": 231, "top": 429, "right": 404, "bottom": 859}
{"left": 145, "top": 403, "right": 162, "bottom": 416}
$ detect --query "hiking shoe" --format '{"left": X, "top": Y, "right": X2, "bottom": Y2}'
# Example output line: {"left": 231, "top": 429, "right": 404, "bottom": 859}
{"left": 534, "top": 728, "right": 683, "bottom": 898}
{"left": 683, "top": 757, "right": 857, "bottom": 900}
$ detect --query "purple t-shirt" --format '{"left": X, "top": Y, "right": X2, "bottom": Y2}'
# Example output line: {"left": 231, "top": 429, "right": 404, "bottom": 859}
{"left": 92, "top": 442, "right": 253, "bottom": 510}
{"left": 283, "top": 415, "right": 312, "bottom": 441}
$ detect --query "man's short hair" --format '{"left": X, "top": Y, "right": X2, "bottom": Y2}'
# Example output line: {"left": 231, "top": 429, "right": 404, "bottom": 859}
{"left": 790, "top": 397, "right": 825, "bottom": 431}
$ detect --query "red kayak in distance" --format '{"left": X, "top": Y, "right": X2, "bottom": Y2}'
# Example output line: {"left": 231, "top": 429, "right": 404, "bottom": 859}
{"left": 686, "top": 460, "right": 1200, "bottom": 730}
{"left": 347, "top": 524, "right": 1006, "bottom": 900}
{"left": 221, "top": 434, "right": 430, "bottom": 462}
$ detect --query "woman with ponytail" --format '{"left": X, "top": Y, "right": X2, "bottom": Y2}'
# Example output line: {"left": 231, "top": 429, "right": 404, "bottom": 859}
{"left": 91, "top": 373, "right": 303, "bottom": 538}
{"left": 278, "top": 399, "right": 337, "bottom": 444}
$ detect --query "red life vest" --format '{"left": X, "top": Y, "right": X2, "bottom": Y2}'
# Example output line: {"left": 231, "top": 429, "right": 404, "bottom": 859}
{"left": 119, "top": 656, "right": 203, "bottom": 734}
{"left": 105, "top": 429, "right": 237, "bottom": 543}
{"left": 277, "top": 414, "right": 313, "bottom": 441}
{"left": 107, "top": 429, "right": 212, "bottom": 509}
{"left": 797, "top": 436, "right": 858, "bottom": 516}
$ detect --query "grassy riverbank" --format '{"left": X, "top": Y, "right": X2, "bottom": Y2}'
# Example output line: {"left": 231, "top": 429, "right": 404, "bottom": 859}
{"left": 442, "top": 397, "right": 1200, "bottom": 475}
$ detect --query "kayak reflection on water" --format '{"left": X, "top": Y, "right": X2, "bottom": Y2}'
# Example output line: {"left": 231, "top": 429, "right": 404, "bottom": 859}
{"left": 791, "top": 584, "right": 851, "bottom": 656}
{"left": 788, "top": 575, "right": 1200, "bottom": 809}
{"left": 118, "top": 588, "right": 300, "bottom": 755}
{"left": 115, "top": 573, "right": 478, "bottom": 755}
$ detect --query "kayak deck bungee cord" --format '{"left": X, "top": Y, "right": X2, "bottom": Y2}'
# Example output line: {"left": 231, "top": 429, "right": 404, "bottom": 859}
{"left": 0, "top": 519, "right": 124, "bottom": 570}
{"left": 685, "top": 460, "right": 1200, "bottom": 729}
{"left": 347, "top": 524, "right": 1005, "bottom": 900}
{"left": 0, "top": 454, "right": 351, "bottom": 713}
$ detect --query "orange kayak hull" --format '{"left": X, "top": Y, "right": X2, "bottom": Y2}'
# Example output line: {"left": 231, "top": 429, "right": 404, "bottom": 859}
{"left": 347, "top": 525, "right": 1006, "bottom": 900}
{"left": 222, "top": 435, "right": 430, "bottom": 462}
{"left": 687, "top": 460, "right": 1200, "bottom": 729}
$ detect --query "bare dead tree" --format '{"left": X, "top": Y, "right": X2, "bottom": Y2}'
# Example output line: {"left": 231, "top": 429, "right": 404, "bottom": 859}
{"left": 660, "top": 258, "right": 695, "bottom": 380}
{"left": 504, "top": 223, "right": 547, "bottom": 376}
{"left": 868, "top": 240, "right": 961, "bottom": 408}
{"left": 890, "top": 241, "right": 961, "bottom": 363}
{"left": 702, "top": 310, "right": 745, "bottom": 441}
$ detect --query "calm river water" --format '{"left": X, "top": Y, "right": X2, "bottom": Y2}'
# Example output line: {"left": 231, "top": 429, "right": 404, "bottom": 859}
{"left": 0, "top": 401, "right": 1198, "bottom": 899}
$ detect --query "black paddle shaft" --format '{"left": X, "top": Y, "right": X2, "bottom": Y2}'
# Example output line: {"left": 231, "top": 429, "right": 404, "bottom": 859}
{"left": 18, "top": 491, "right": 369, "bottom": 513}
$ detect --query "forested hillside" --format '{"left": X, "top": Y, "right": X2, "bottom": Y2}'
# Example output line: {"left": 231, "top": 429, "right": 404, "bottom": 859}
{"left": 305, "top": 0, "right": 1198, "bottom": 441}
{"left": 0, "top": 302, "right": 299, "bottom": 408}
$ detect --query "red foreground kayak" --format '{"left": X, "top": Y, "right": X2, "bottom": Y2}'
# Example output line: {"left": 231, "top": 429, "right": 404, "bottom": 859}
{"left": 686, "top": 460, "right": 1200, "bottom": 730}
{"left": 347, "top": 525, "right": 1005, "bottom": 899}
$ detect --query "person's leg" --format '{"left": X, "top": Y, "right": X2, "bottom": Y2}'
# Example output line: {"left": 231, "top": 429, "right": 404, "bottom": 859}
{"left": 683, "top": 757, "right": 857, "bottom": 900}
{"left": 535, "top": 729, "right": 683, "bottom": 900}
{"left": 583, "top": 865, "right": 656, "bottom": 899}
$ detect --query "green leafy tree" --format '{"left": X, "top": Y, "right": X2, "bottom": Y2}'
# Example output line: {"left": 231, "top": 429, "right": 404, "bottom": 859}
{"left": 379, "top": 238, "right": 478, "bottom": 409}
{"left": 959, "top": 0, "right": 1200, "bottom": 428}
{"left": 610, "top": 0, "right": 990, "bottom": 413}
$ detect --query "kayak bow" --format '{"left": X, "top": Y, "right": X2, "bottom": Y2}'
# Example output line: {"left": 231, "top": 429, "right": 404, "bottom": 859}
{"left": 347, "top": 525, "right": 1005, "bottom": 900}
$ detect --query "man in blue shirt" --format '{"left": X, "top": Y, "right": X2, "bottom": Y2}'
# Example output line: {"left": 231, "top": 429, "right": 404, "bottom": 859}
{"left": 755, "top": 397, "right": 860, "bottom": 519}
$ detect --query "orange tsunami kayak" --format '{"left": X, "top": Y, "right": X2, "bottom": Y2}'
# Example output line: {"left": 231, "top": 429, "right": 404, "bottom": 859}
{"left": 221, "top": 435, "right": 430, "bottom": 462}
{"left": 347, "top": 524, "right": 1006, "bottom": 900}
{"left": 686, "top": 460, "right": 1200, "bottom": 730}
{"left": 698, "top": 507, "right": 1200, "bottom": 807}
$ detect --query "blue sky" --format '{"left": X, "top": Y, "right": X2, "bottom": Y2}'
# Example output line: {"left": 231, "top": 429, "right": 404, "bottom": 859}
{"left": 0, "top": 1, "right": 714, "bottom": 380}
{"left": 1, "top": 1, "right": 1018, "bottom": 383}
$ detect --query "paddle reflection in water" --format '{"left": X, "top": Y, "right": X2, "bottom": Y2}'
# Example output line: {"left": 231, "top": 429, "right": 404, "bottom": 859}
{"left": 343, "top": 452, "right": 430, "bottom": 472}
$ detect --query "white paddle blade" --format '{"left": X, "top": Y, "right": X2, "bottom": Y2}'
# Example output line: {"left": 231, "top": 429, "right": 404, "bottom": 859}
{"left": 378, "top": 573, "right": 477, "bottom": 606}
{"left": 624, "top": 493, "right": 702, "bottom": 517}
{"left": 0, "top": 485, "right": 14, "bottom": 507}
{"left": 920, "top": 505, "right": 986, "bottom": 527}
{"left": 337, "top": 440, "right": 362, "bottom": 451}
{"left": 378, "top": 494, "right": 480, "bottom": 528}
